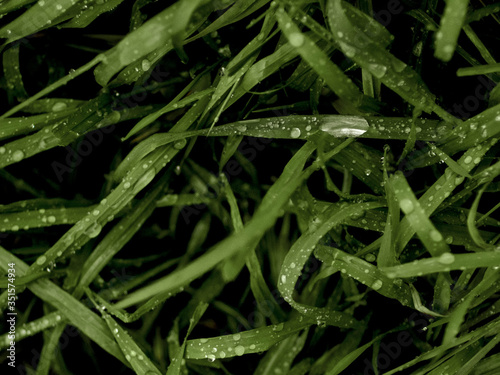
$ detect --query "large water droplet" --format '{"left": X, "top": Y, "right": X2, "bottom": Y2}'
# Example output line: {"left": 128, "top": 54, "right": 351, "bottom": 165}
{"left": 289, "top": 32, "right": 304, "bottom": 47}
{"left": 368, "top": 64, "right": 387, "bottom": 78}
{"left": 438, "top": 252, "right": 455, "bottom": 264}
{"left": 12, "top": 150, "right": 25, "bottom": 162}
{"left": 174, "top": 138, "right": 187, "bottom": 150}
{"left": 52, "top": 102, "right": 67, "bottom": 112}
{"left": 290, "top": 128, "right": 301, "bottom": 138}
{"left": 319, "top": 116, "right": 369, "bottom": 137}
{"left": 85, "top": 222, "right": 102, "bottom": 238}
{"left": 133, "top": 169, "right": 156, "bottom": 194}
{"left": 430, "top": 229, "right": 443, "bottom": 242}
{"left": 371, "top": 279, "right": 383, "bottom": 290}
{"left": 141, "top": 59, "right": 151, "bottom": 71}
{"left": 399, "top": 198, "right": 414, "bottom": 214}
{"left": 36, "top": 255, "right": 47, "bottom": 265}
{"left": 234, "top": 345, "right": 245, "bottom": 356}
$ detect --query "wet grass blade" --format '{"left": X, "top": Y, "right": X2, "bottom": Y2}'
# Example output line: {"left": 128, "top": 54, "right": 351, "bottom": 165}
{"left": 434, "top": 0, "right": 469, "bottom": 62}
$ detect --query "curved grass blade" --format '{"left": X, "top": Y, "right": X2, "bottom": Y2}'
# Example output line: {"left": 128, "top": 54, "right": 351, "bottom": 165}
{"left": 112, "top": 141, "right": 317, "bottom": 309}
{"left": 278, "top": 200, "right": 384, "bottom": 328}
{"left": 314, "top": 245, "right": 412, "bottom": 306}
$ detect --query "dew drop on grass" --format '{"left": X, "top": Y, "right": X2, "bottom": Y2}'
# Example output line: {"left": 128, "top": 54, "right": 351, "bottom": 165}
{"left": 133, "top": 169, "right": 156, "bottom": 194}
{"left": 368, "top": 64, "right": 387, "bottom": 78}
{"left": 12, "top": 150, "right": 25, "bottom": 162}
{"left": 233, "top": 333, "right": 241, "bottom": 341}
{"left": 399, "top": 198, "right": 414, "bottom": 214}
{"left": 290, "top": 128, "right": 301, "bottom": 138}
{"left": 0, "top": 147, "right": 5, "bottom": 154}
{"left": 52, "top": 102, "right": 67, "bottom": 112}
{"left": 289, "top": 32, "right": 305, "bottom": 47}
{"left": 371, "top": 279, "right": 383, "bottom": 290}
{"left": 430, "top": 229, "right": 443, "bottom": 242}
{"left": 36, "top": 255, "right": 47, "bottom": 265}
{"left": 438, "top": 252, "right": 455, "bottom": 264}
{"left": 141, "top": 59, "right": 151, "bottom": 71}
{"left": 85, "top": 222, "right": 102, "bottom": 238}
{"left": 123, "top": 181, "right": 131, "bottom": 189}
{"left": 174, "top": 139, "right": 187, "bottom": 150}
{"left": 234, "top": 345, "right": 245, "bottom": 356}
{"left": 365, "top": 254, "right": 376, "bottom": 262}
{"left": 273, "top": 323, "right": 284, "bottom": 331}
{"left": 320, "top": 116, "right": 369, "bottom": 137}
{"left": 47, "top": 216, "right": 56, "bottom": 223}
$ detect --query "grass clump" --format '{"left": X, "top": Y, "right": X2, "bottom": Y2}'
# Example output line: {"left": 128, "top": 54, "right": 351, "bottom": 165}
{"left": 1, "top": 0, "right": 500, "bottom": 374}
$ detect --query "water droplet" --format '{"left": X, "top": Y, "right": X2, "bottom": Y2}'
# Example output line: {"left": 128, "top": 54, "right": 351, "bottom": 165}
{"left": 319, "top": 116, "right": 369, "bottom": 137}
{"left": 85, "top": 222, "right": 102, "bottom": 238}
{"left": 438, "top": 252, "right": 455, "bottom": 264}
{"left": 281, "top": 274, "right": 287, "bottom": 284}
{"left": 47, "top": 216, "right": 56, "bottom": 223}
{"left": 399, "top": 198, "right": 414, "bottom": 214}
{"left": 464, "top": 156, "right": 472, "bottom": 164}
{"left": 430, "top": 229, "right": 443, "bottom": 242}
{"left": 174, "top": 139, "right": 187, "bottom": 150}
{"left": 36, "top": 255, "right": 47, "bottom": 265}
{"left": 52, "top": 102, "right": 67, "bottom": 112}
{"left": 371, "top": 279, "right": 383, "bottom": 290}
{"left": 289, "top": 32, "right": 304, "bottom": 47}
{"left": 273, "top": 323, "right": 284, "bottom": 331}
{"left": 133, "top": 169, "right": 156, "bottom": 194}
{"left": 12, "top": 150, "right": 25, "bottom": 162}
{"left": 141, "top": 59, "right": 151, "bottom": 71}
{"left": 234, "top": 345, "right": 245, "bottom": 356}
{"left": 368, "top": 64, "right": 387, "bottom": 78}
{"left": 236, "top": 124, "right": 247, "bottom": 132}
{"left": 123, "top": 181, "right": 131, "bottom": 189}
{"left": 290, "top": 128, "right": 301, "bottom": 138}
{"left": 0, "top": 147, "right": 5, "bottom": 154}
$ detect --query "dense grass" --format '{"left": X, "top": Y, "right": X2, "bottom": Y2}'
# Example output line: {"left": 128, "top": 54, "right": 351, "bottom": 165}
{"left": 1, "top": 0, "right": 500, "bottom": 374}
